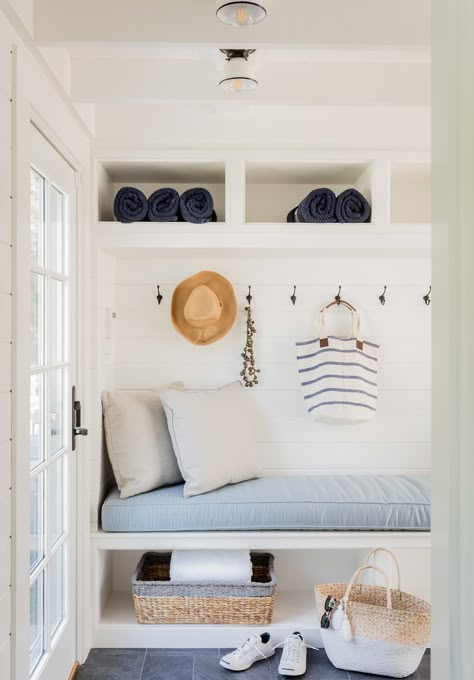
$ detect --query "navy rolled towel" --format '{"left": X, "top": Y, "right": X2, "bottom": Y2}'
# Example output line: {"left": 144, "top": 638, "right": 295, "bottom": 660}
{"left": 286, "top": 207, "right": 297, "bottom": 223}
{"left": 335, "top": 188, "right": 371, "bottom": 223}
{"left": 296, "top": 188, "right": 337, "bottom": 223}
{"left": 179, "top": 187, "right": 214, "bottom": 224}
{"left": 113, "top": 187, "right": 148, "bottom": 223}
{"left": 148, "top": 188, "right": 179, "bottom": 222}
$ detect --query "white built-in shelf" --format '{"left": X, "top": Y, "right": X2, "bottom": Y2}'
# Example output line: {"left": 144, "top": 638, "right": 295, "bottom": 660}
{"left": 91, "top": 530, "right": 431, "bottom": 551}
{"left": 97, "top": 159, "right": 227, "bottom": 222}
{"left": 245, "top": 160, "right": 374, "bottom": 224}
{"left": 95, "top": 590, "right": 322, "bottom": 648}
{"left": 95, "top": 221, "right": 431, "bottom": 255}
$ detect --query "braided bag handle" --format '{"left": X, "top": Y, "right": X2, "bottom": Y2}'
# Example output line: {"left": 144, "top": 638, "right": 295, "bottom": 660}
{"left": 363, "top": 547, "right": 401, "bottom": 592}
{"left": 343, "top": 564, "right": 392, "bottom": 610}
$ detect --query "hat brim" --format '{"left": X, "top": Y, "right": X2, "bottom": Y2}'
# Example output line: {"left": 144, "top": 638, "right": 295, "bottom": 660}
{"left": 171, "top": 271, "right": 238, "bottom": 346}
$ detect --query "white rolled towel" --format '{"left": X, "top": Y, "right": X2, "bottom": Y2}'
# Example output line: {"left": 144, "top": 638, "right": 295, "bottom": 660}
{"left": 170, "top": 550, "right": 253, "bottom": 584}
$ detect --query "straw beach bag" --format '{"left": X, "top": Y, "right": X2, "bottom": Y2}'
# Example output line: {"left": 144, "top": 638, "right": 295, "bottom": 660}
{"left": 314, "top": 549, "right": 431, "bottom": 678}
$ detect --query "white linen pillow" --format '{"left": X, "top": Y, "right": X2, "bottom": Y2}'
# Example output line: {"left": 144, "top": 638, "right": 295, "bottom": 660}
{"left": 160, "top": 382, "right": 261, "bottom": 498}
{"left": 102, "top": 385, "right": 184, "bottom": 499}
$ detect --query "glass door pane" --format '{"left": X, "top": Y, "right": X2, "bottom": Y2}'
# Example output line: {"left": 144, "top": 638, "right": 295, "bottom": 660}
{"left": 29, "top": 574, "right": 44, "bottom": 673}
{"left": 29, "top": 134, "right": 76, "bottom": 679}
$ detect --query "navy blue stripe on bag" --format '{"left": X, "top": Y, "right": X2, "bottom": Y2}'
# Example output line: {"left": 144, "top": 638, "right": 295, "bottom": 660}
{"left": 298, "top": 360, "right": 378, "bottom": 375}
{"left": 308, "top": 401, "right": 377, "bottom": 413}
{"left": 304, "top": 387, "right": 377, "bottom": 401}
{"left": 301, "top": 374, "right": 378, "bottom": 388}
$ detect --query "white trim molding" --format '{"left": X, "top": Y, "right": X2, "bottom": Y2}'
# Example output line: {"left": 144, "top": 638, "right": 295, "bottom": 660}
{"left": 432, "top": 1, "right": 474, "bottom": 679}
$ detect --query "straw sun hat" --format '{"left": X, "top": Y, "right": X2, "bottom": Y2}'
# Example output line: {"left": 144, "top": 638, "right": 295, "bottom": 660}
{"left": 171, "top": 271, "right": 238, "bottom": 345}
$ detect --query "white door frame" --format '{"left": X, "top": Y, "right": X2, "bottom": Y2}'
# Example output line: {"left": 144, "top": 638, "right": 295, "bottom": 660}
{"left": 11, "top": 93, "right": 89, "bottom": 679}
{"left": 432, "top": 1, "right": 474, "bottom": 679}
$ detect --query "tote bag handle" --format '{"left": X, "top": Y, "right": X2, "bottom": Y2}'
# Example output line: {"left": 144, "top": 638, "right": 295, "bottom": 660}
{"left": 363, "top": 548, "right": 401, "bottom": 592}
{"left": 343, "top": 564, "right": 392, "bottom": 610}
{"left": 318, "top": 307, "right": 363, "bottom": 350}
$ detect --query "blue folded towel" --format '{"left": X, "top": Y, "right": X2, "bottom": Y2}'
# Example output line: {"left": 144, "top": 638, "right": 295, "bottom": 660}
{"left": 296, "top": 188, "right": 337, "bottom": 223}
{"left": 179, "top": 187, "right": 215, "bottom": 224}
{"left": 148, "top": 188, "right": 179, "bottom": 222}
{"left": 113, "top": 187, "right": 148, "bottom": 223}
{"left": 335, "top": 188, "right": 371, "bottom": 223}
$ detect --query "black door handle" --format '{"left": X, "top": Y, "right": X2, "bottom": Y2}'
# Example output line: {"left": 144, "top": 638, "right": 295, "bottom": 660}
{"left": 72, "top": 386, "right": 88, "bottom": 451}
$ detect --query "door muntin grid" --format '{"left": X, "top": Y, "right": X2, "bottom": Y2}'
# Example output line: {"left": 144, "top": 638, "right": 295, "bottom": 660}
{"left": 29, "top": 167, "right": 70, "bottom": 676}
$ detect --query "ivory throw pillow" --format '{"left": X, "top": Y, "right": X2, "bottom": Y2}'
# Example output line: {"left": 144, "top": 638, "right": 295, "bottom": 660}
{"left": 160, "top": 382, "right": 261, "bottom": 497}
{"left": 102, "top": 386, "right": 184, "bottom": 499}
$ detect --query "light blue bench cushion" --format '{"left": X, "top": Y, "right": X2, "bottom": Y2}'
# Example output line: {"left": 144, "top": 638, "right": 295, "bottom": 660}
{"left": 101, "top": 474, "right": 431, "bottom": 532}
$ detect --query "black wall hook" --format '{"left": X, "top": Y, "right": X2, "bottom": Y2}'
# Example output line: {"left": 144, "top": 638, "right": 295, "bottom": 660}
{"left": 246, "top": 286, "right": 253, "bottom": 305}
{"left": 156, "top": 285, "right": 163, "bottom": 305}
{"left": 335, "top": 286, "right": 342, "bottom": 305}
{"left": 379, "top": 286, "right": 387, "bottom": 306}
{"left": 290, "top": 286, "right": 297, "bottom": 306}
{"left": 423, "top": 286, "right": 431, "bottom": 306}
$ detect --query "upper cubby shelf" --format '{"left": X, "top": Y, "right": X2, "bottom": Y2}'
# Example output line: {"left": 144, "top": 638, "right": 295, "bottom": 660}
{"left": 245, "top": 160, "right": 374, "bottom": 224}
{"left": 97, "top": 159, "right": 226, "bottom": 222}
{"left": 95, "top": 155, "right": 431, "bottom": 254}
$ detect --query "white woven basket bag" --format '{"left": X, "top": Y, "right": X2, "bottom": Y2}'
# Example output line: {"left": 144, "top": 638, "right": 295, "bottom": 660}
{"left": 296, "top": 307, "right": 379, "bottom": 423}
{"left": 314, "top": 548, "right": 431, "bottom": 678}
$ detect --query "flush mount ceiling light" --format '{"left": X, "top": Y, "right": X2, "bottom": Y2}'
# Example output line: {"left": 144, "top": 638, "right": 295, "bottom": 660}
{"left": 216, "top": 1, "right": 267, "bottom": 28}
{"left": 219, "top": 49, "right": 258, "bottom": 92}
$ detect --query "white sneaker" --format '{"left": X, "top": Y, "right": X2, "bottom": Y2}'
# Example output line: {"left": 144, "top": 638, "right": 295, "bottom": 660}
{"left": 278, "top": 632, "right": 307, "bottom": 676}
{"left": 220, "top": 632, "right": 274, "bottom": 671}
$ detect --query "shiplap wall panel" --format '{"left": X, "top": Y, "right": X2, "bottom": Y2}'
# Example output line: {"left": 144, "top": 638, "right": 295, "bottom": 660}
{"left": 0, "top": 293, "right": 12, "bottom": 342}
{"left": 0, "top": 637, "right": 10, "bottom": 680}
{"left": 89, "top": 251, "right": 117, "bottom": 525}
{"left": 114, "top": 360, "right": 430, "bottom": 392}
{"left": 0, "top": 243, "right": 12, "bottom": 290}
{"left": 89, "top": 253, "right": 432, "bottom": 500}
{"left": 0, "top": 13, "right": 11, "bottom": 670}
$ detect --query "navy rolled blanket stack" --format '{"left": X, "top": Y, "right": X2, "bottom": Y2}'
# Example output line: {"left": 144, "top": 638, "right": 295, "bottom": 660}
{"left": 113, "top": 187, "right": 148, "bottom": 223}
{"left": 335, "top": 188, "right": 371, "bottom": 223}
{"left": 148, "top": 188, "right": 179, "bottom": 222}
{"left": 288, "top": 188, "right": 337, "bottom": 223}
{"left": 179, "top": 187, "right": 215, "bottom": 224}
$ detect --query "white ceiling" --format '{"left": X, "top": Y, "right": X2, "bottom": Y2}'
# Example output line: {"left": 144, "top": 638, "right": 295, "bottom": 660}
{"left": 30, "top": 0, "right": 431, "bottom": 142}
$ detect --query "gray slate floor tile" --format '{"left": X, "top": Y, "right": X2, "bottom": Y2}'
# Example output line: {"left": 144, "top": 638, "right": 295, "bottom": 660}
{"left": 76, "top": 648, "right": 146, "bottom": 680}
{"left": 416, "top": 652, "right": 431, "bottom": 679}
{"left": 194, "top": 653, "right": 272, "bottom": 680}
{"left": 149, "top": 648, "right": 217, "bottom": 656}
{"left": 141, "top": 651, "right": 194, "bottom": 680}
{"left": 270, "top": 649, "right": 349, "bottom": 679}
{"left": 76, "top": 647, "right": 430, "bottom": 680}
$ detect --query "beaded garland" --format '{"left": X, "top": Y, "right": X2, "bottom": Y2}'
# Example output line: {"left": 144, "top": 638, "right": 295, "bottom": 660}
{"left": 240, "top": 305, "right": 261, "bottom": 387}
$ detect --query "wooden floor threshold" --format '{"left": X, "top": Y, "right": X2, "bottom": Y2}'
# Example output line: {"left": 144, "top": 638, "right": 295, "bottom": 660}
{"left": 67, "top": 661, "right": 80, "bottom": 680}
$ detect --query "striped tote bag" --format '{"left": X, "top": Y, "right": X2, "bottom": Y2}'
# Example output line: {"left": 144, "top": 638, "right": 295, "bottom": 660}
{"left": 296, "top": 309, "right": 379, "bottom": 423}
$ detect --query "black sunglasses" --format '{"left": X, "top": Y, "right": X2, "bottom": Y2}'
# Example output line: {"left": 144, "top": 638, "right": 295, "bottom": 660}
{"left": 320, "top": 595, "right": 337, "bottom": 629}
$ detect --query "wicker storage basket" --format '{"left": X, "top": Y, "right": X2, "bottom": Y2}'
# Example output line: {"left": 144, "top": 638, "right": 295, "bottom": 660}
{"left": 132, "top": 552, "right": 276, "bottom": 625}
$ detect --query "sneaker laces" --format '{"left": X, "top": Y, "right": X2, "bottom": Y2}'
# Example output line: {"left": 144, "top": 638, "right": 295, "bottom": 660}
{"left": 225, "top": 635, "right": 269, "bottom": 662}
{"left": 275, "top": 635, "right": 319, "bottom": 665}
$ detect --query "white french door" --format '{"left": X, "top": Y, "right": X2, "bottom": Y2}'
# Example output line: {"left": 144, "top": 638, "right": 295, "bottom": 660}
{"left": 28, "top": 126, "right": 77, "bottom": 680}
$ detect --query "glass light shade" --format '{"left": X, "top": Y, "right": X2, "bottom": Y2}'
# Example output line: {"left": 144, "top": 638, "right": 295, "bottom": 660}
{"left": 219, "top": 55, "right": 258, "bottom": 92}
{"left": 219, "top": 76, "right": 258, "bottom": 92}
{"left": 216, "top": 2, "right": 266, "bottom": 28}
